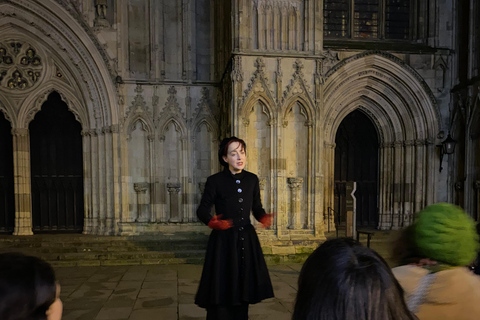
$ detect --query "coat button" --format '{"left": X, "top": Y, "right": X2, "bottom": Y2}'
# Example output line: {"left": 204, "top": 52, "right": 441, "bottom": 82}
{"left": 238, "top": 198, "right": 243, "bottom": 203}
{"left": 236, "top": 180, "right": 241, "bottom": 184}
{"left": 237, "top": 188, "right": 242, "bottom": 193}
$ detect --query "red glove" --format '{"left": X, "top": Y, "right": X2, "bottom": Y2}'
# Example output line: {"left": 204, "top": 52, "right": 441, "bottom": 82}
{"left": 208, "top": 215, "right": 232, "bottom": 230}
{"left": 259, "top": 213, "right": 275, "bottom": 228}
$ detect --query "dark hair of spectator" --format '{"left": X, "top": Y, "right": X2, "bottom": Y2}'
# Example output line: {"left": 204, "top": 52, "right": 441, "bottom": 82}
{"left": 0, "top": 252, "right": 57, "bottom": 320}
{"left": 218, "top": 136, "right": 247, "bottom": 167}
{"left": 292, "top": 238, "right": 416, "bottom": 320}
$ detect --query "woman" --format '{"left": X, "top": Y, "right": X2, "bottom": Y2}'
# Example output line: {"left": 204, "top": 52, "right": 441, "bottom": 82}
{"left": 195, "top": 136, "right": 274, "bottom": 320}
{"left": 293, "top": 238, "right": 417, "bottom": 320}
{"left": 0, "top": 252, "right": 63, "bottom": 320}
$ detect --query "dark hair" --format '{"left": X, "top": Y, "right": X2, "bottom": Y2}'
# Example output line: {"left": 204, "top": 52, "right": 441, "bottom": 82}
{"left": 0, "top": 253, "right": 57, "bottom": 320}
{"left": 293, "top": 238, "right": 416, "bottom": 320}
{"left": 218, "top": 136, "right": 246, "bottom": 167}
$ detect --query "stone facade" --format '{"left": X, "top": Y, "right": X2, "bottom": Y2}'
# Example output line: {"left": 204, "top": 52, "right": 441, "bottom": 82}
{"left": 0, "top": 0, "right": 478, "bottom": 246}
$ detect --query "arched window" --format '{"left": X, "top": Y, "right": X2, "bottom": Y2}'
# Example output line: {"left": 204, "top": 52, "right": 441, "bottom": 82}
{"left": 324, "top": 0, "right": 411, "bottom": 40}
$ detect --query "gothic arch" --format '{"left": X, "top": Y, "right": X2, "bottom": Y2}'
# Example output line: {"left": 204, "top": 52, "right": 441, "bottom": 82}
{"left": 241, "top": 96, "right": 276, "bottom": 126}
{"left": 126, "top": 116, "right": 155, "bottom": 140}
{"left": 192, "top": 118, "right": 218, "bottom": 141}
{"left": 0, "top": 1, "right": 118, "bottom": 129}
{"left": 323, "top": 51, "right": 440, "bottom": 229}
{"left": 158, "top": 117, "right": 187, "bottom": 140}
{"left": 281, "top": 95, "right": 314, "bottom": 127}
{"left": 0, "top": 96, "right": 15, "bottom": 127}
{"left": 324, "top": 51, "right": 440, "bottom": 145}
{"left": 19, "top": 82, "right": 87, "bottom": 129}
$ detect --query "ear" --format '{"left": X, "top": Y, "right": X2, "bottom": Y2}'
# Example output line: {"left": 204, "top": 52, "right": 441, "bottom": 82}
{"left": 222, "top": 155, "right": 228, "bottom": 163}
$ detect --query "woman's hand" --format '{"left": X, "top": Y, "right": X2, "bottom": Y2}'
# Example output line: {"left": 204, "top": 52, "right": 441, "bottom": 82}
{"left": 207, "top": 214, "right": 233, "bottom": 230}
{"left": 259, "top": 213, "right": 275, "bottom": 228}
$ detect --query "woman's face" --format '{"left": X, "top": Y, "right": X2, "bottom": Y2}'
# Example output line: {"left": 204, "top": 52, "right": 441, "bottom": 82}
{"left": 46, "top": 283, "right": 63, "bottom": 320}
{"left": 223, "top": 141, "right": 246, "bottom": 173}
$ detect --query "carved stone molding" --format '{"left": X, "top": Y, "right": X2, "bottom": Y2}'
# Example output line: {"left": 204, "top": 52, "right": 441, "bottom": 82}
{"left": 323, "top": 142, "right": 336, "bottom": 149}
{"left": 134, "top": 182, "right": 149, "bottom": 193}
{"left": 0, "top": 42, "right": 43, "bottom": 90}
{"left": 287, "top": 177, "right": 303, "bottom": 189}
{"left": 324, "top": 51, "right": 441, "bottom": 132}
{"left": 167, "top": 183, "right": 181, "bottom": 194}
{"left": 11, "top": 128, "right": 28, "bottom": 136}
{"left": 231, "top": 55, "right": 243, "bottom": 82}
{"left": 259, "top": 178, "right": 266, "bottom": 190}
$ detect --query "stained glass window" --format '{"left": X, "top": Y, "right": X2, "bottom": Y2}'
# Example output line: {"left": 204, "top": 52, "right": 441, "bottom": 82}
{"left": 324, "top": 0, "right": 411, "bottom": 40}
{"left": 324, "top": 0, "right": 350, "bottom": 38}
{"left": 385, "top": 0, "right": 410, "bottom": 39}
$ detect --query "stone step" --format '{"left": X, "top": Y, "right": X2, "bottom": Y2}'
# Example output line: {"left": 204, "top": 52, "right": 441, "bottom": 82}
{"left": 0, "top": 233, "right": 209, "bottom": 266}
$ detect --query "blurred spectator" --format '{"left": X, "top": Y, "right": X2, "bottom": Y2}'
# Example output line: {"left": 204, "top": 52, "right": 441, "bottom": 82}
{"left": 0, "top": 252, "right": 62, "bottom": 320}
{"left": 293, "top": 238, "right": 416, "bottom": 320}
{"left": 392, "top": 203, "right": 480, "bottom": 320}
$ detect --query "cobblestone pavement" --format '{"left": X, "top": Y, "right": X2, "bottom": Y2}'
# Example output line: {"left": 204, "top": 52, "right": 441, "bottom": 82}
{"left": 58, "top": 263, "right": 302, "bottom": 320}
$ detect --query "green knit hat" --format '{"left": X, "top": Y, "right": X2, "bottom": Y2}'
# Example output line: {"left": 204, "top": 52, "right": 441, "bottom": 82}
{"left": 414, "top": 202, "right": 479, "bottom": 266}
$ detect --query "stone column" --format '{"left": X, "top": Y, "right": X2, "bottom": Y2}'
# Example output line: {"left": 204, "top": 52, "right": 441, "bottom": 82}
{"left": 287, "top": 177, "right": 303, "bottom": 229}
{"left": 414, "top": 139, "right": 426, "bottom": 214}
{"left": 134, "top": 182, "right": 150, "bottom": 222}
{"left": 167, "top": 183, "right": 181, "bottom": 222}
{"left": 12, "top": 128, "right": 33, "bottom": 235}
{"left": 392, "top": 141, "right": 404, "bottom": 229}
{"left": 378, "top": 142, "right": 393, "bottom": 230}
{"left": 82, "top": 130, "right": 92, "bottom": 234}
{"left": 323, "top": 143, "right": 335, "bottom": 232}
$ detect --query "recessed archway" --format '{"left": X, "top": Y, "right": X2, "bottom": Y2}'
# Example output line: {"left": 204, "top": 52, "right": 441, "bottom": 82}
{"left": 334, "top": 109, "right": 379, "bottom": 228}
{"left": 29, "top": 92, "right": 83, "bottom": 233}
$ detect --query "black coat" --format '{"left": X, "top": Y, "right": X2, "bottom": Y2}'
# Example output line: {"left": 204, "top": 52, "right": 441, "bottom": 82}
{"left": 195, "top": 168, "right": 274, "bottom": 308}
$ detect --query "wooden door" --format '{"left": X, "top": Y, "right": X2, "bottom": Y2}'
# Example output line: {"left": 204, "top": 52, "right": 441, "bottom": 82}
{"left": 29, "top": 92, "right": 84, "bottom": 232}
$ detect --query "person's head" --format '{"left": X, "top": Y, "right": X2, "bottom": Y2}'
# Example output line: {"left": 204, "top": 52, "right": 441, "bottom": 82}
{"left": 413, "top": 202, "right": 479, "bottom": 266}
{"left": 0, "top": 252, "right": 63, "bottom": 320}
{"left": 293, "top": 238, "right": 415, "bottom": 320}
{"left": 218, "top": 136, "right": 246, "bottom": 173}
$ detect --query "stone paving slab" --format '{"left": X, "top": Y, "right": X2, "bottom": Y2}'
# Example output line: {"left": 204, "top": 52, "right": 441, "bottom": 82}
{"left": 59, "top": 264, "right": 300, "bottom": 320}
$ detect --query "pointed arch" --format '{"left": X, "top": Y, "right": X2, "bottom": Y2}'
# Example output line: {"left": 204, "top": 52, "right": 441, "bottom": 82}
{"left": 0, "top": 0, "right": 118, "bottom": 128}
{"left": 241, "top": 95, "right": 276, "bottom": 127}
{"left": 192, "top": 117, "right": 219, "bottom": 140}
{"left": 0, "top": 96, "right": 15, "bottom": 127}
{"left": 158, "top": 116, "right": 187, "bottom": 140}
{"left": 324, "top": 51, "right": 440, "bottom": 145}
{"left": 124, "top": 107, "right": 155, "bottom": 139}
{"left": 281, "top": 95, "right": 315, "bottom": 127}
{"left": 18, "top": 81, "right": 87, "bottom": 129}
{"left": 323, "top": 51, "right": 441, "bottom": 230}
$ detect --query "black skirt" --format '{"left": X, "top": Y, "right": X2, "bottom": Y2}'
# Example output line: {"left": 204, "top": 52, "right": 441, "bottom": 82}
{"left": 195, "top": 224, "right": 274, "bottom": 308}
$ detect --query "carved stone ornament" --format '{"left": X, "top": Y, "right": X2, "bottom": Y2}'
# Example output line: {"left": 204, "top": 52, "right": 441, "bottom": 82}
{"left": 167, "top": 183, "right": 181, "bottom": 193}
{"left": 281, "top": 59, "right": 312, "bottom": 104}
{"left": 124, "top": 84, "right": 150, "bottom": 123}
{"left": 133, "top": 182, "right": 149, "bottom": 193}
{"left": 259, "top": 178, "right": 266, "bottom": 190}
{"left": 287, "top": 177, "right": 303, "bottom": 189}
{"left": 242, "top": 57, "right": 276, "bottom": 108}
{"left": 0, "top": 42, "right": 43, "bottom": 90}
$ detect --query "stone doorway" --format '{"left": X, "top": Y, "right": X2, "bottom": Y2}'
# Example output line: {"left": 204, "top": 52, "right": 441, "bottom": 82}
{"left": 334, "top": 110, "right": 379, "bottom": 228}
{"left": 0, "top": 111, "right": 14, "bottom": 233}
{"left": 29, "top": 92, "right": 84, "bottom": 233}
